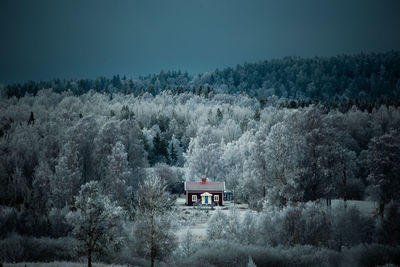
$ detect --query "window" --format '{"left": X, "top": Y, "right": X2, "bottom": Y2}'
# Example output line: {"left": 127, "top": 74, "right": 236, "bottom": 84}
{"left": 192, "top": 195, "right": 197, "bottom": 202}
{"left": 214, "top": 195, "right": 219, "bottom": 202}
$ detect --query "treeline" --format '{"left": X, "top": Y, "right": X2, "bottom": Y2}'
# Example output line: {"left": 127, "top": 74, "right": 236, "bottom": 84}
{"left": 2, "top": 51, "right": 400, "bottom": 105}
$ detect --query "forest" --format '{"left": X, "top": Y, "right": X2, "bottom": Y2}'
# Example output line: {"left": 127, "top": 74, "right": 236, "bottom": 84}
{"left": 0, "top": 51, "right": 400, "bottom": 267}
{"left": 3, "top": 51, "right": 400, "bottom": 104}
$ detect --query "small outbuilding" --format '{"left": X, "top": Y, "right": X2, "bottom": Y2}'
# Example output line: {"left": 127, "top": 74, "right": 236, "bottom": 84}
{"left": 224, "top": 190, "right": 233, "bottom": 201}
{"left": 184, "top": 178, "right": 225, "bottom": 206}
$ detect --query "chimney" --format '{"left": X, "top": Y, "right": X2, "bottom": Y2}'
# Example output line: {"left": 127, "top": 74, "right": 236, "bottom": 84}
{"left": 202, "top": 178, "right": 207, "bottom": 183}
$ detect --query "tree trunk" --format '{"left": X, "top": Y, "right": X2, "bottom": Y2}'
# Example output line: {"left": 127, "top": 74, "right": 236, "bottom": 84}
{"left": 379, "top": 201, "right": 385, "bottom": 219}
{"left": 342, "top": 166, "right": 347, "bottom": 208}
{"left": 70, "top": 180, "right": 74, "bottom": 206}
{"left": 88, "top": 249, "right": 92, "bottom": 267}
{"left": 150, "top": 214, "right": 155, "bottom": 267}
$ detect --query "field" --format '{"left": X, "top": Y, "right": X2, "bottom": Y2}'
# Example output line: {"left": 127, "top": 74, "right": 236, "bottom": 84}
{"left": 173, "top": 197, "right": 253, "bottom": 241}
{"left": 173, "top": 197, "right": 379, "bottom": 241}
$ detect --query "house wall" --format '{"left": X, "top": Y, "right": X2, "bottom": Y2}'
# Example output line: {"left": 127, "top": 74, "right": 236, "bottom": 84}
{"left": 186, "top": 191, "right": 223, "bottom": 206}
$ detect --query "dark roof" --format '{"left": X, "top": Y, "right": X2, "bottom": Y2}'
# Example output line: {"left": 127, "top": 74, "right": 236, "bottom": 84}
{"left": 185, "top": 181, "right": 225, "bottom": 191}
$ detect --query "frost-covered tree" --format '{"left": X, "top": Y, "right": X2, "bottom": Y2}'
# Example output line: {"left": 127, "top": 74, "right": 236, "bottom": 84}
{"left": 225, "top": 206, "right": 241, "bottom": 241}
{"left": 247, "top": 256, "right": 257, "bottom": 267}
{"left": 237, "top": 212, "right": 258, "bottom": 245}
{"left": 261, "top": 116, "right": 305, "bottom": 205}
{"left": 207, "top": 208, "right": 228, "bottom": 240}
{"left": 104, "top": 141, "right": 132, "bottom": 205}
{"left": 179, "top": 230, "right": 196, "bottom": 257}
{"left": 66, "top": 115, "right": 98, "bottom": 183}
{"left": 366, "top": 130, "right": 400, "bottom": 217}
{"left": 93, "top": 120, "right": 122, "bottom": 181}
{"left": 31, "top": 161, "right": 53, "bottom": 216}
{"left": 66, "top": 181, "right": 125, "bottom": 267}
{"left": 218, "top": 119, "right": 242, "bottom": 143}
{"left": 308, "top": 111, "right": 358, "bottom": 204}
{"left": 119, "top": 119, "right": 148, "bottom": 178}
{"left": 9, "top": 166, "right": 29, "bottom": 207}
{"left": 184, "top": 126, "right": 223, "bottom": 181}
{"left": 53, "top": 142, "right": 82, "bottom": 208}
{"left": 220, "top": 131, "right": 254, "bottom": 199}
{"left": 132, "top": 171, "right": 176, "bottom": 267}
{"left": 298, "top": 107, "right": 328, "bottom": 202}
{"left": 3, "top": 123, "right": 40, "bottom": 205}
{"left": 153, "top": 163, "right": 183, "bottom": 194}
{"left": 344, "top": 108, "right": 375, "bottom": 152}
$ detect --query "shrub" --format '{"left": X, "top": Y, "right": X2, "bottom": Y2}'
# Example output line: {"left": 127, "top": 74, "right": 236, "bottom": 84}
{"left": 274, "top": 203, "right": 332, "bottom": 247}
{"left": 0, "top": 206, "right": 18, "bottom": 239}
{"left": 0, "top": 234, "right": 24, "bottom": 263}
{"left": 0, "top": 234, "right": 75, "bottom": 263}
{"left": 207, "top": 208, "right": 228, "bottom": 240}
{"left": 376, "top": 202, "right": 400, "bottom": 245}
{"left": 332, "top": 206, "right": 375, "bottom": 249}
{"left": 0, "top": 206, "right": 53, "bottom": 238}
{"left": 342, "top": 244, "right": 400, "bottom": 267}
{"left": 48, "top": 207, "right": 72, "bottom": 238}
{"left": 346, "top": 179, "right": 365, "bottom": 200}
{"left": 302, "top": 203, "right": 332, "bottom": 247}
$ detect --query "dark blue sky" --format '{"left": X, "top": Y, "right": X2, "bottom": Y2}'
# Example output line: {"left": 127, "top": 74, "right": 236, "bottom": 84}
{"left": 1, "top": 0, "right": 400, "bottom": 84}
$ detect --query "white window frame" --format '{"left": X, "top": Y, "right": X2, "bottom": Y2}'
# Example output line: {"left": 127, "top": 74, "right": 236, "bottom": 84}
{"left": 214, "top": 195, "right": 219, "bottom": 202}
{"left": 192, "top": 195, "right": 197, "bottom": 202}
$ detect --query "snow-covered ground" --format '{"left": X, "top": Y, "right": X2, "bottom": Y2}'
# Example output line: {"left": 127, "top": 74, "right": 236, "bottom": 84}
{"left": 173, "top": 197, "right": 250, "bottom": 241}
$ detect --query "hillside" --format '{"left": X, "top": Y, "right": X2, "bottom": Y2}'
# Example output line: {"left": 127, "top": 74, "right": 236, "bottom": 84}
{"left": 2, "top": 51, "right": 400, "bottom": 105}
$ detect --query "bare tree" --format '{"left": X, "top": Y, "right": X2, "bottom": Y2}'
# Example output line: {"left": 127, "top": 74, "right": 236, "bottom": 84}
{"left": 132, "top": 171, "right": 176, "bottom": 267}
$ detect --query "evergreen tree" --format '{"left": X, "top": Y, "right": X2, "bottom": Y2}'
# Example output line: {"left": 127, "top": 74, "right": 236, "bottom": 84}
{"left": 28, "top": 111, "right": 35, "bottom": 125}
{"left": 216, "top": 108, "right": 223, "bottom": 124}
{"left": 168, "top": 142, "right": 177, "bottom": 165}
{"left": 152, "top": 132, "right": 168, "bottom": 164}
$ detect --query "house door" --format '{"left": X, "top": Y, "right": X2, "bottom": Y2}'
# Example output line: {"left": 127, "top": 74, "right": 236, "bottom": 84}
{"left": 205, "top": 196, "right": 208, "bottom": 204}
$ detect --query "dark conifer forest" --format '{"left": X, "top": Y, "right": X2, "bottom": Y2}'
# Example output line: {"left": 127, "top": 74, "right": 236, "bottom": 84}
{"left": 4, "top": 51, "right": 400, "bottom": 105}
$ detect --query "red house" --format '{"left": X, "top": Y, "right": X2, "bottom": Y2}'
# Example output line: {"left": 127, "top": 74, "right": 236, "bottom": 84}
{"left": 184, "top": 178, "right": 225, "bottom": 206}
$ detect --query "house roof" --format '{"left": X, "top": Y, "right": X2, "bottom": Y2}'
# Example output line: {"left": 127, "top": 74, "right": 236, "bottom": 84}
{"left": 185, "top": 181, "right": 225, "bottom": 191}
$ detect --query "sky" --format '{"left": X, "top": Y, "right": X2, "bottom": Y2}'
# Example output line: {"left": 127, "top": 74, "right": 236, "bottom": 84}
{"left": 1, "top": 0, "right": 400, "bottom": 84}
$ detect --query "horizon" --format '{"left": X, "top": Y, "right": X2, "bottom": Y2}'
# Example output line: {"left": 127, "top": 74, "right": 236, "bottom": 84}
{"left": 2, "top": 49, "right": 399, "bottom": 86}
{"left": 1, "top": 0, "right": 400, "bottom": 84}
